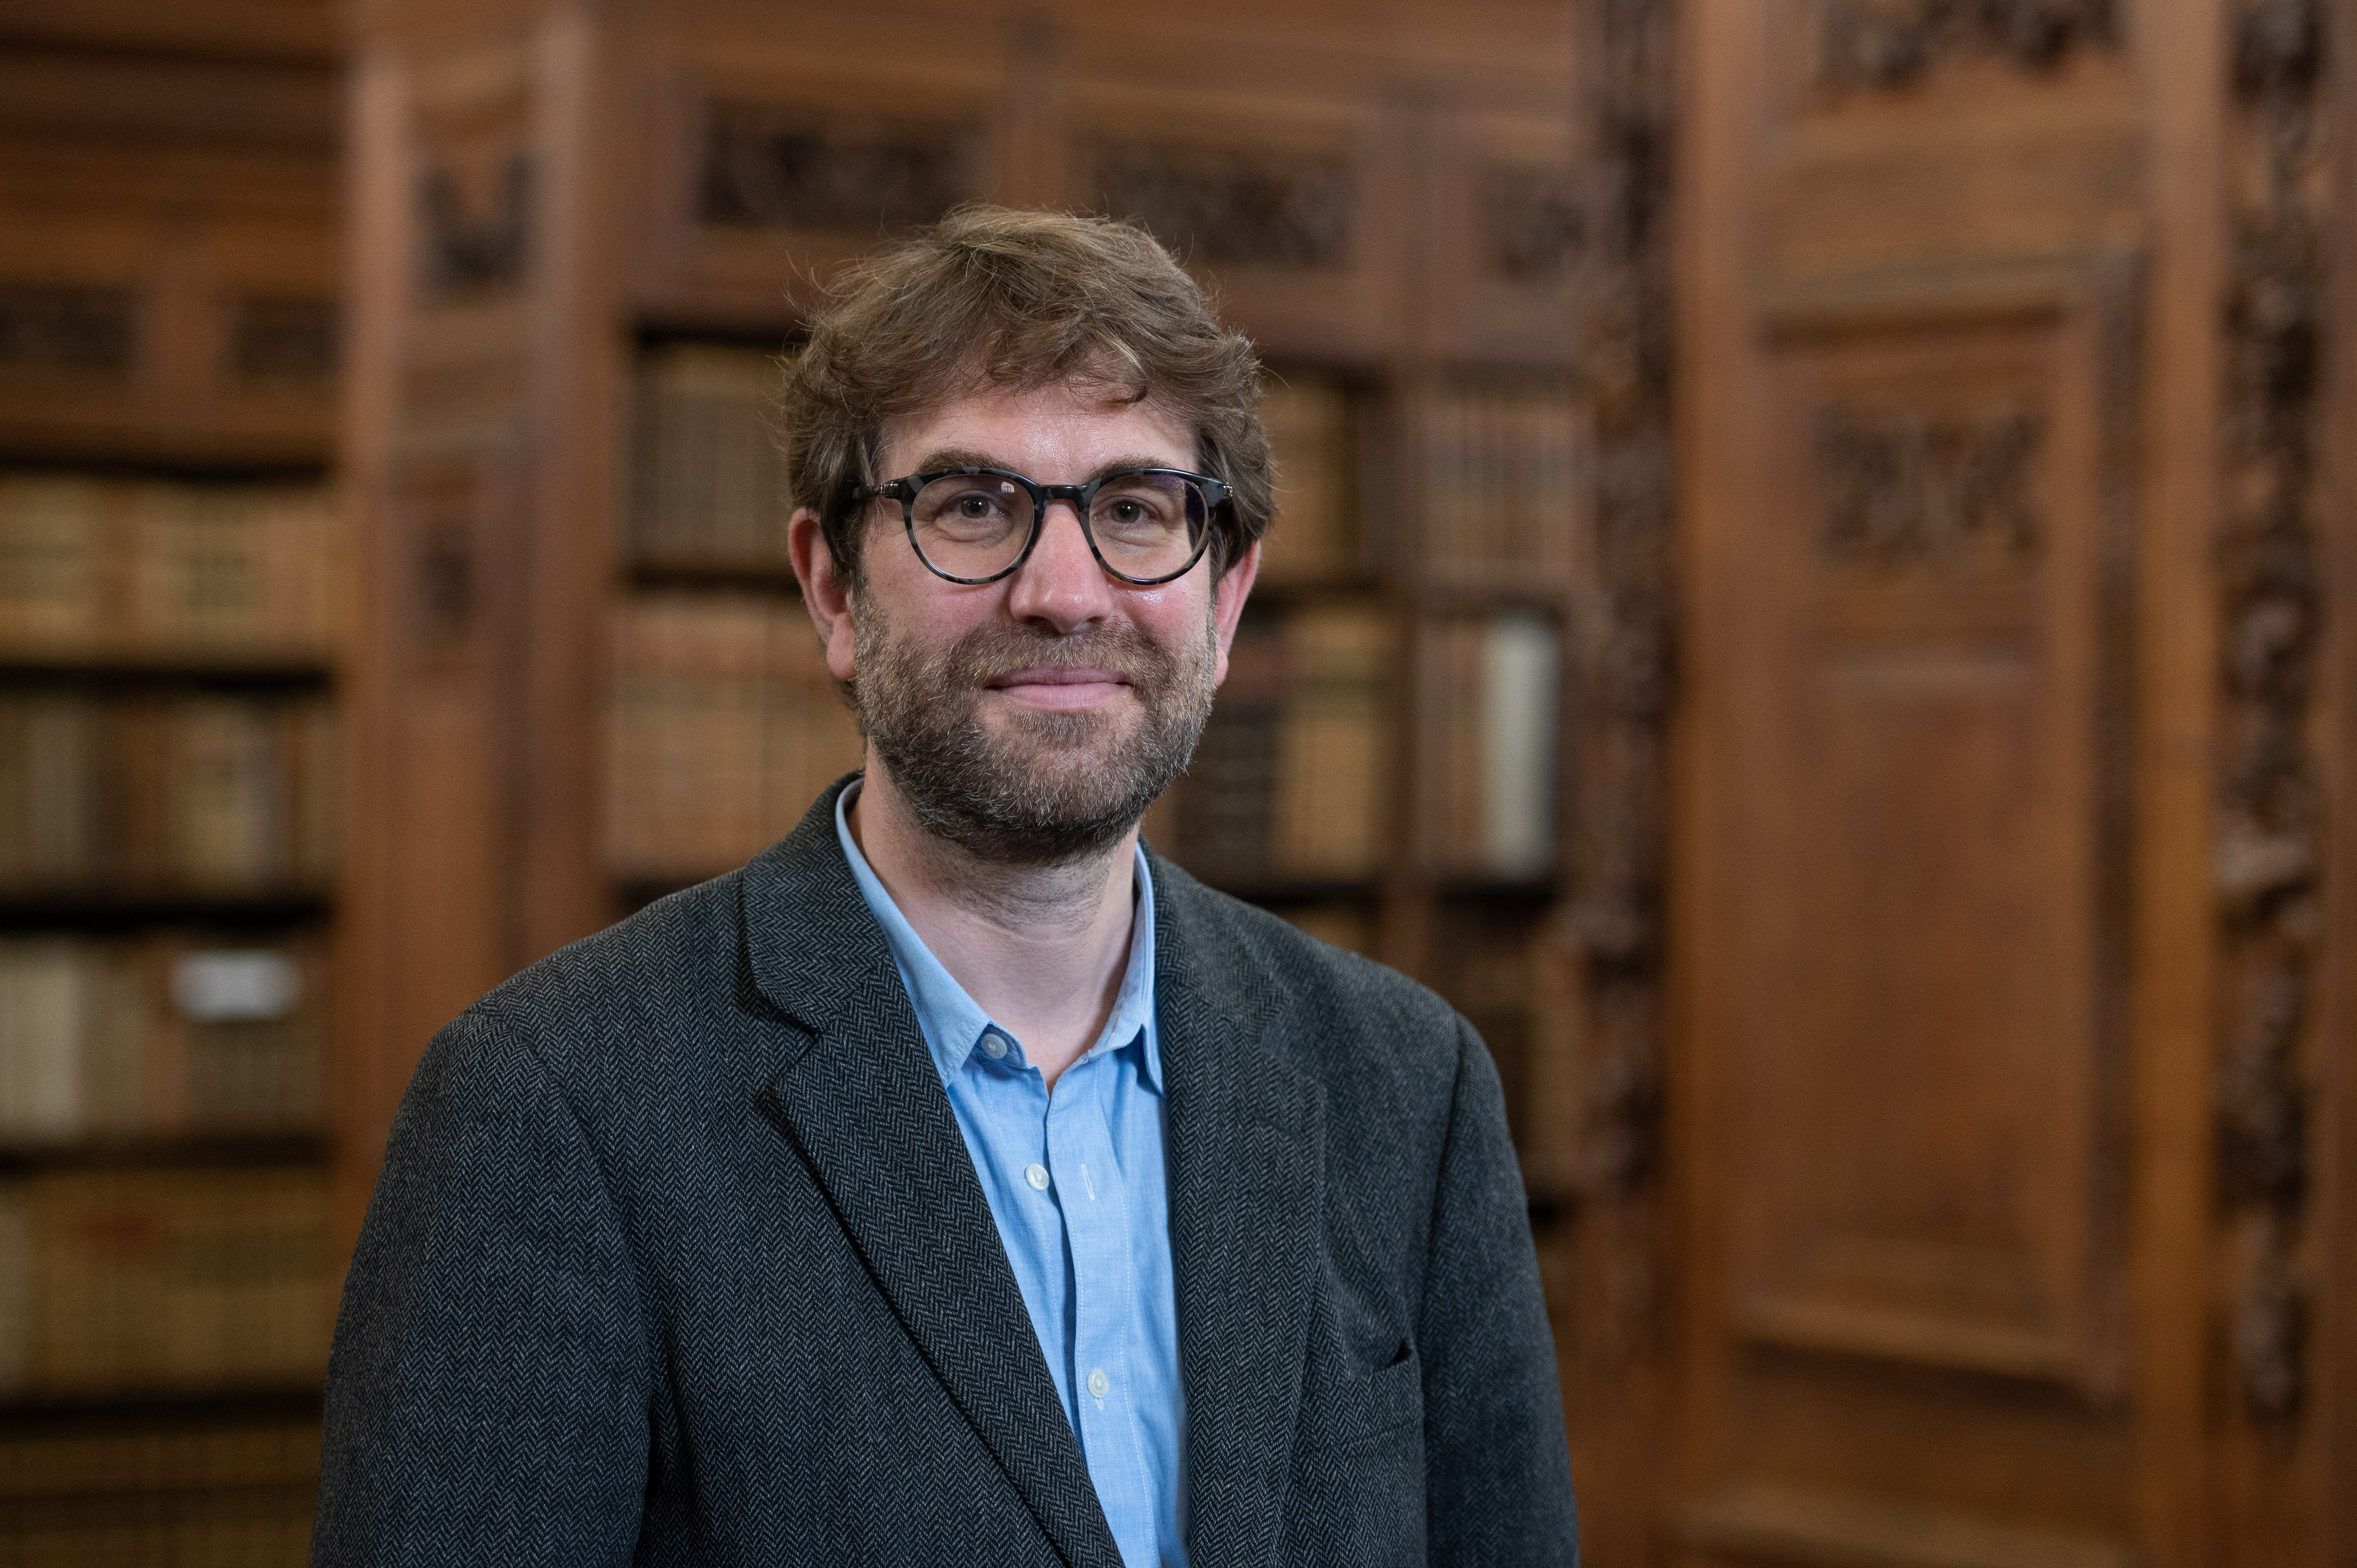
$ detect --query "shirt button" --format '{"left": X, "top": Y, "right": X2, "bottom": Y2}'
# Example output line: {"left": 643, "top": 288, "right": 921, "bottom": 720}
{"left": 1025, "top": 1163, "right": 1051, "bottom": 1191}
{"left": 1087, "top": 1368, "right": 1109, "bottom": 1400}
{"left": 981, "top": 1032, "right": 1008, "bottom": 1060}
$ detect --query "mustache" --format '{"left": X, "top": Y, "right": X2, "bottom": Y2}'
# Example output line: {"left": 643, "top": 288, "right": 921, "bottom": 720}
{"left": 930, "top": 620, "right": 1173, "bottom": 691}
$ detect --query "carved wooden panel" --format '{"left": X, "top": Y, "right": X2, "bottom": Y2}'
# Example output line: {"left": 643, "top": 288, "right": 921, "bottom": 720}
{"left": 419, "top": 152, "right": 533, "bottom": 296}
{"left": 1423, "top": 112, "right": 1582, "bottom": 366}
{"left": 635, "top": 39, "right": 1004, "bottom": 328}
{"left": 1814, "top": 0, "right": 2116, "bottom": 96}
{"left": 1090, "top": 140, "right": 1353, "bottom": 270}
{"left": 2214, "top": 0, "right": 2328, "bottom": 1438}
{"left": 1727, "top": 263, "right": 2135, "bottom": 1399}
{"left": 1067, "top": 91, "right": 1398, "bottom": 363}
{"left": 698, "top": 104, "right": 979, "bottom": 237}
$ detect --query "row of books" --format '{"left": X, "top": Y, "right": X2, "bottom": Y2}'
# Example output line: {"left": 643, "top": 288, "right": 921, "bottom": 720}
{"left": 1150, "top": 606, "right": 1559, "bottom": 882}
{"left": 0, "top": 693, "right": 338, "bottom": 894}
{"left": 631, "top": 344, "right": 792, "bottom": 571}
{"left": 0, "top": 1409, "right": 320, "bottom": 1566}
{"left": 625, "top": 346, "right": 1579, "bottom": 590}
{"left": 0, "top": 1167, "right": 332, "bottom": 1397}
{"left": 605, "top": 591, "right": 864, "bottom": 882}
{"left": 0, "top": 935, "right": 324, "bottom": 1143}
{"left": 0, "top": 477, "right": 342, "bottom": 660}
{"left": 1410, "top": 384, "right": 1585, "bottom": 583}
{"left": 1256, "top": 375, "right": 1360, "bottom": 585}
{"left": 1155, "top": 603, "right": 1395, "bottom": 881}
{"left": 2, "top": 1472, "right": 317, "bottom": 1568}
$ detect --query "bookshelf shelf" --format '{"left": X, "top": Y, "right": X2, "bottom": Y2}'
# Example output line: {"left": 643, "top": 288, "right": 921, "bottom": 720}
{"left": 0, "top": 453, "right": 333, "bottom": 485}
{"left": 0, "top": 893, "right": 332, "bottom": 933}
{"left": 0, "top": 1135, "right": 330, "bottom": 1178}
{"left": 1179, "top": 874, "right": 1386, "bottom": 906}
{"left": 1429, "top": 874, "right": 1561, "bottom": 902}
{"left": 0, "top": 657, "right": 333, "bottom": 692}
{"left": 0, "top": 1387, "right": 325, "bottom": 1427}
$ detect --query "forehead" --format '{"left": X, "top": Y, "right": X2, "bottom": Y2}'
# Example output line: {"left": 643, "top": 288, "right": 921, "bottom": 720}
{"left": 880, "top": 382, "right": 1195, "bottom": 476}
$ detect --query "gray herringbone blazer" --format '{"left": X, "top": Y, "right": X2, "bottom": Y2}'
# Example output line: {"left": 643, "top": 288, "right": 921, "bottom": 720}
{"left": 313, "top": 780, "right": 1578, "bottom": 1566}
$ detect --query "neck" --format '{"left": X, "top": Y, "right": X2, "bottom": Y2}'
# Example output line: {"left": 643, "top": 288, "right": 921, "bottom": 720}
{"left": 848, "top": 762, "right": 1139, "bottom": 1089}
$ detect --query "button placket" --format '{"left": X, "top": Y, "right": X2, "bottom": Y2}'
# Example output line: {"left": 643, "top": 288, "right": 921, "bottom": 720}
{"left": 1050, "top": 1064, "right": 1143, "bottom": 1517}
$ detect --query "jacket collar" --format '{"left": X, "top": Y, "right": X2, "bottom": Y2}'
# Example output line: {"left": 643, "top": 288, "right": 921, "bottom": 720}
{"left": 746, "top": 779, "right": 1121, "bottom": 1568}
{"left": 1148, "top": 853, "right": 1324, "bottom": 1568}
{"left": 743, "top": 780, "right": 1323, "bottom": 1568}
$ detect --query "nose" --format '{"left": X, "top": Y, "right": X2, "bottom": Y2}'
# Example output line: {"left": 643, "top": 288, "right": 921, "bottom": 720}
{"left": 1003, "top": 498, "right": 1116, "bottom": 632}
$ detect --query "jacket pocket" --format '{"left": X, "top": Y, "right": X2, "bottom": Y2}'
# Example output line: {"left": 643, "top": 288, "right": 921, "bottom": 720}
{"left": 1322, "top": 1340, "right": 1421, "bottom": 1450}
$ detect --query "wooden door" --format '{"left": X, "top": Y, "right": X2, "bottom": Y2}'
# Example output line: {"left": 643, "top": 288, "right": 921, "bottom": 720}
{"left": 1662, "top": 0, "right": 2346, "bottom": 1559}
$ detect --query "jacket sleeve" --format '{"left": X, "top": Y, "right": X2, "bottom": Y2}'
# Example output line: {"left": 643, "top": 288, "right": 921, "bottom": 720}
{"left": 311, "top": 1008, "right": 651, "bottom": 1566}
{"left": 1418, "top": 1016, "right": 1581, "bottom": 1566}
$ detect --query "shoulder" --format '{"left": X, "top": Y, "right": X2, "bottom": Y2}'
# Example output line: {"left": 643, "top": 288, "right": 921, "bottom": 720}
{"left": 407, "top": 865, "right": 784, "bottom": 1146}
{"left": 465, "top": 870, "right": 749, "bottom": 1046}
{"left": 1148, "top": 852, "right": 1472, "bottom": 1110}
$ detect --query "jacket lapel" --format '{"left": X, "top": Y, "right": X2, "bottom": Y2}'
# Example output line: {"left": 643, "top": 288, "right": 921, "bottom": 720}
{"left": 1153, "top": 857, "right": 1325, "bottom": 1568}
{"left": 742, "top": 786, "right": 1122, "bottom": 1568}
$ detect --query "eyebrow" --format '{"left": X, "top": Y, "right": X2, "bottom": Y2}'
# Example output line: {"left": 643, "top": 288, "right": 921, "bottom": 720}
{"left": 901, "top": 449, "right": 1185, "bottom": 483}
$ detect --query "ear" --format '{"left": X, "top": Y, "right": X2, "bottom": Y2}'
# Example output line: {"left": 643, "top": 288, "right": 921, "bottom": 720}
{"left": 788, "top": 507, "right": 861, "bottom": 682}
{"left": 1207, "top": 538, "right": 1261, "bottom": 688}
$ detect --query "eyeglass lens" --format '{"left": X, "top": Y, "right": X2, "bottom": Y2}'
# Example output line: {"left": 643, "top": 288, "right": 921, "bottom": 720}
{"left": 907, "top": 471, "right": 1209, "bottom": 582}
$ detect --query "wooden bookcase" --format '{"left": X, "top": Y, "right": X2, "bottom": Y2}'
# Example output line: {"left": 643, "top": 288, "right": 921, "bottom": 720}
{"left": 0, "top": 14, "right": 345, "bottom": 1563}
{"left": 336, "top": 0, "right": 1600, "bottom": 1223}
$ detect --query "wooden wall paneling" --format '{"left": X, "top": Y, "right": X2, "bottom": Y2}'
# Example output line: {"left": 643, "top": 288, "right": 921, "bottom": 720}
{"left": 1668, "top": 258, "right": 2147, "bottom": 1562}
{"left": 1670, "top": 0, "right": 2221, "bottom": 1552}
{"left": 2118, "top": 0, "right": 2223, "bottom": 1560}
{"left": 336, "top": 9, "right": 627, "bottom": 1248}
{"left": 0, "top": 45, "right": 340, "bottom": 464}
{"left": 1669, "top": 0, "right": 1771, "bottom": 1549}
{"left": 1737, "top": 261, "right": 2137, "bottom": 1400}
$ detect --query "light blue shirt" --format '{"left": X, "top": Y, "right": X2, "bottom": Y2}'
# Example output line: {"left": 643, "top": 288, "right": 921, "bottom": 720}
{"left": 835, "top": 784, "right": 1187, "bottom": 1568}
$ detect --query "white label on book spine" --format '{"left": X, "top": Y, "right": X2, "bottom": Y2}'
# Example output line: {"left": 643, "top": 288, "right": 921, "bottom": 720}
{"left": 172, "top": 951, "right": 302, "bottom": 1022}
{"left": 1481, "top": 613, "right": 1559, "bottom": 878}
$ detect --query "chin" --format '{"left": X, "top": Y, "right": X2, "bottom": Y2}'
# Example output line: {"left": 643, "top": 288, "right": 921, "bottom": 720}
{"left": 990, "top": 705, "right": 1128, "bottom": 752}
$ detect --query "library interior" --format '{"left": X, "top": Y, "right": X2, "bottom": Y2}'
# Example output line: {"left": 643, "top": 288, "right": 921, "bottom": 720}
{"left": 0, "top": 0, "right": 2353, "bottom": 1561}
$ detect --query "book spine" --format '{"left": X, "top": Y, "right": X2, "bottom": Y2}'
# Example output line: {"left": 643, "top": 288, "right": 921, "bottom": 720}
{"left": 1480, "top": 613, "right": 1561, "bottom": 878}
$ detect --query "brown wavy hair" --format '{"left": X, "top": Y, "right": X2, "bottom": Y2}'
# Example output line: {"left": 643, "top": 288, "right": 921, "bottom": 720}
{"left": 777, "top": 206, "right": 1272, "bottom": 588}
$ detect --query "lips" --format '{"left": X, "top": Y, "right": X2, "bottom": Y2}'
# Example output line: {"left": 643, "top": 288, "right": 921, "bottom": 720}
{"left": 986, "top": 665, "right": 1132, "bottom": 689}
{"left": 985, "top": 664, "right": 1134, "bottom": 710}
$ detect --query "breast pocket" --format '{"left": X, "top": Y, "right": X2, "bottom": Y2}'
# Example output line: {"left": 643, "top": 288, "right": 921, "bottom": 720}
{"left": 1323, "top": 1340, "right": 1422, "bottom": 1450}
{"left": 1283, "top": 1341, "right": 1427, "bottom": 1565}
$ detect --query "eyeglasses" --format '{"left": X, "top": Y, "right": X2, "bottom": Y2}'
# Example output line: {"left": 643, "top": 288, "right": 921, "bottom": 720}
{"left": 854, "top": 466, "right": 1230, "bottom": 586}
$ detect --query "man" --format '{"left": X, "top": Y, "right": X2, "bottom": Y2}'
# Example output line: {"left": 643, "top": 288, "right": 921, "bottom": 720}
{"left": 314, "top": 206, "right": 1577, "bottom": 1567}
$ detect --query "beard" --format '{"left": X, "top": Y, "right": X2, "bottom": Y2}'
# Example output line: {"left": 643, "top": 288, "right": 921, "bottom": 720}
{"left": 851, "top": 597, "right": 1217, "bottom": 865}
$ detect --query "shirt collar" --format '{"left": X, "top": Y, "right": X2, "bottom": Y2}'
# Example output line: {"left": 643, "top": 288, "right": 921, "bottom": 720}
{"left": 834, "top": 778, "right": 1161, "bottom": 1092}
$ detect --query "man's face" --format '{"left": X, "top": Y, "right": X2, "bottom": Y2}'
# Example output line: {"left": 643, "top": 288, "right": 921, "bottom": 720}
{"left": 831, "top": 381, "right": 1256, "bottom": 864}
